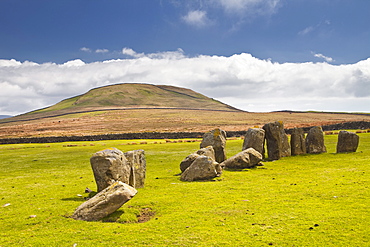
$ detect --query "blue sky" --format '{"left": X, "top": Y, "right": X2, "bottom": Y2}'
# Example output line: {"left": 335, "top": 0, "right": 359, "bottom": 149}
{"left": 1, "top": 0, "right": 370, "bottom": 115}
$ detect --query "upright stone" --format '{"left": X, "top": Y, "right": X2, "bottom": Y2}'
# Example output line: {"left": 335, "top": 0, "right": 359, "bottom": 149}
{"left": 200, "top": 128, "right": 227, "bottom": 163}
{"left": 90, "top": 148, "right": 131, "bottom": 192}
{"left": 72, "top": 181, "right": 137, "bottom": 221}
{"left": 336, "top": 131, "right": 359, "bottom": 153}
{"left": 290, "top": 128, "right": 306, "bottom": 155}
{"left": 124, "top": 149, "right": 146, "bottom": 189}
{"left": 263, "top": 121, "right": 291, "bottom": 160}
{"left": 306, "top": 126, "right": 327, "bottom": 154}
{"left": 242, "top": 128, "right": 265, "bottom": 155}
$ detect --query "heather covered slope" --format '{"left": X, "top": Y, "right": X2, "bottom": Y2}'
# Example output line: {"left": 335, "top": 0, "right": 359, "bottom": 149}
{"left": 1, "top": 83, "right": 370, "bottom": 139}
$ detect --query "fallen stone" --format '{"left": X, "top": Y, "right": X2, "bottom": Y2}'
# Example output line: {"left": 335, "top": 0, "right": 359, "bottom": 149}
{"left": 200, "top": 128, "right": 227, "bottom": 163}
{"left": 181, "top": 156, "right": 220, "bottom": 181}
{"left": 306, "top": 126, "right": 327, "bottom": 154}
{"left": 180, "top": 146, "right": 216, "bottom": 173}
{"left": 72, "top": 181, "right": 137, "bottom": 221}
{"left": 336, "top": 131, "right": 359, "bottom": 153}
{"left": 221, "top": 148, "right": 262, "bottom": 169}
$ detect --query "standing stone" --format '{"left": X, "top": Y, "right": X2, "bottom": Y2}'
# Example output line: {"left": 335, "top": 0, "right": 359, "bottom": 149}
{"left": 180, "top": 146, "right": 216, "bottom": 173}
{"left": 263, "top": 121, "right": 291, "bottom": 160}
{"left": 290, "top": 128, "right": 306, "bottom": 155}
{"left": 72, "top": 181, "right": 137, "bottom": 221}
{"left": 200, "top": 128, "right": 227, "bottom": 163}
{"left": 242, "top": 128, "right": 265, "bottom": 155}
{"left": 124, "top": 149, "right": 146, "bottom": 189}
{"left": 221, "top": 148, "right": 262, "bottom": 169}
{"left": 90, "top": 148, "right": 131, "bottom": 192}
{"left": 181, "top": 156, "right": 220, "bottom": 181}
{"left": 306, "top": 126, "right": 327, "bottom": 154}
{"left": 336, "top": 131, "right": 359, "bottom": 153}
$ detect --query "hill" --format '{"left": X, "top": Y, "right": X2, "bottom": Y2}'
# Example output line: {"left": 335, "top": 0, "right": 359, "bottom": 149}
{"left": 0, "top": 83, "right": 370, "bottom": 139}
{"left": 23, "top": 83, "right": 241, "bottom": 117}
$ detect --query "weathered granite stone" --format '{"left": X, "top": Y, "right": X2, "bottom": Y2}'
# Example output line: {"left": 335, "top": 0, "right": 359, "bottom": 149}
{"left": 221, "top": 148, "right": 262, "bottom": 169}
{"left": 263, "top": 121, "right": 291, "bottom": 160}
{"left": 242, "top": 128, "right": 265, "bottom": 155}
{"left": 290, "top": 128, "right": 306, "bottom": 156}
{"left": 90, "top": 148, "right": 131, "bottom": 192}
{"left": 72, "top": 181, "right": 137, "bottom": 221}
{"left": 124, "top": 149, "right": 146, "bottom": 189}
{"left": 306, "top": 126, "right": 327, "bottom": 154}
{"left": 181, "top": 156, "right": 220, "bottom": 181}
{"left": 336, "top": 131, "right": 359, "bottom": 153}
{"left": 180, "top": 146, "right": 216, "bottom": 173}
{"left": 200, "top": 128, "right": 227, "bottom": 163}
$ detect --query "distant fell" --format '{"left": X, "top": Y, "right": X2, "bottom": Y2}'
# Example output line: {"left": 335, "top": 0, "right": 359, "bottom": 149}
{"left": 5, "top": 83, "right": 241, "bottom": 122}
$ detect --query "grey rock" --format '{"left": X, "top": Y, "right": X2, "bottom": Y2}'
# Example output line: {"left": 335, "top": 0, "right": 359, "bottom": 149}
{"left": 180, "top": 146, "right": 216, "bottom": 173}
{"left": 306, "top": 126, "right": 327, "bottom": 154}
{"left": 181, "top": 156, "right": 220, "bottom": 181}
{"left": 336, "top": 131, "right": 359, "bottom": 153}
{"left": 124, "top": 149, "right": 146, "bottom": 189}
{"left": 263, "top": 121, "right": 291, "bottom": 160}
{"left": 90, "top": 148, "right": 130, "bottom": 192}
{"left": 290, "top": 128, "right": 306, "bottom": 155}
{"left": 200, "top": 128, "right": 227, "bottom": 163}
{"left": 72, "top": 181, "right": 137, "bottom": 221}
{"left": 242, "top": 128, "right": 265, "bottom": 155}
{"left": 221, "top": 148, "right": 262, "bottom": 169}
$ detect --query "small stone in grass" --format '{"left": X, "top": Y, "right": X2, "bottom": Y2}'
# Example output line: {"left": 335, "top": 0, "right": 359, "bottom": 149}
{"left": 29, "top": 215, "right": 37, "bottom": 218}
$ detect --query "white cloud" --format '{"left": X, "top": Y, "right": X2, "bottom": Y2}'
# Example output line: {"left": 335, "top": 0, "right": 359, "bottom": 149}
{"left": 0, "top": 49, "right": 370, "bottom": 115}
{"left": 95, "top": 49, "right": 109, "bottom": 53}
{"left": 182, "top": 10, "right": 211, "bottom": 28}
{"left": 214, "top": 0, "right": 281, "bottom": 15}
{"left": 80, "top": 47, "right": 92, "bottom": 52}
{"left": 298, "top": 26, "right": 314, "bottom": 36}
{"left": 313, "top": 53, "right": 334, "bottom": 63}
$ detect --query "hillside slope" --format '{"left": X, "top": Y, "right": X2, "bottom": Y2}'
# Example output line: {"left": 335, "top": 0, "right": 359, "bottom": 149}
{"left": 1, "top": 83, "right": 370, "bottom": 139}
{"left": 29, "top": 83, "right": 241, "bottom": 115}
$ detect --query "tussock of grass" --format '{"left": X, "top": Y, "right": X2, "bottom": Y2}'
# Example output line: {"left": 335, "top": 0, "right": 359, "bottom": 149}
{"left": 0, "top": 134, "right": 369, "bottom": 246}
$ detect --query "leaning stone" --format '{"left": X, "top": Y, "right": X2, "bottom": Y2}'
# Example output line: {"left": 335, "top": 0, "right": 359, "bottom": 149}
{"left": 336, "top": 131, "right": 359, "bottom": 153}
{"left": 181, "top": 156, "right": 219, "bottom": 182}
{"left": 90, "top": 148, "right": 131, "bottom": 192}
{"left": 242, "top": 128, "right": 265, "bottom": 155}
{"left": 221, "top": 148, "right": 262, "bottom": 169}
{"left": 200, "top": 128, "right": 227, "bottom": 163}
{"left": 72, "top": 181, "right": 137, "bottom": 221}
{"left": 263, "top": 121, "right": 291, "bottom": 160}
{"left": 306, "top": 126, "right": 327, "bottom": 154}
{"left": 290, "top": 128, "right": 306, "bottom": 155}
{"left": 124, "top": 149, "right": 146, "bottom": 188}
{"left": 180, "top": 146, "right": 216, "bottom": 173}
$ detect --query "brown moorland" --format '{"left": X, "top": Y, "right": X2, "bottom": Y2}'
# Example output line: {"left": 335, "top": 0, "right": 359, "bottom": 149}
{"left": 1, "top": 83, "right": 369, "bottom": 138}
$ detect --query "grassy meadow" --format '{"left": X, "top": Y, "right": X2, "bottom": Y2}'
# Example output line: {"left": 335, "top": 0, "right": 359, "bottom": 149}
{"left": 0, "top": 133, "right": 369, "bottom": 246}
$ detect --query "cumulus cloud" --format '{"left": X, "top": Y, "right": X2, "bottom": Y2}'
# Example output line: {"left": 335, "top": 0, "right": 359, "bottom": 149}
{"left": 0, "top": 49, "right": 370, "bottom": 115}
{"left": 182, "top": 10, "right": 211, "bottom": 28}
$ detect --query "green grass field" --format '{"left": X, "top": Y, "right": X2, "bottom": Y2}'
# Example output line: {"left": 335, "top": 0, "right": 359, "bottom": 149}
{"left": 0, "top": 133, "right": 369, "bottom": 246}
